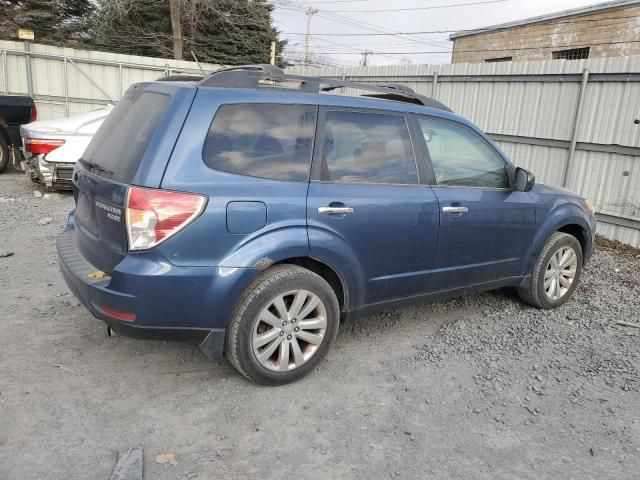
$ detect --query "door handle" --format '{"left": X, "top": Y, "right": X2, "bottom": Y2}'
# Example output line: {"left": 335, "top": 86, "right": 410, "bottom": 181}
{"left": 318, "top": 206, "right": 354, "bottom": 215}
{"left": 442, "top": 206, "right": 468, "bottom": 214}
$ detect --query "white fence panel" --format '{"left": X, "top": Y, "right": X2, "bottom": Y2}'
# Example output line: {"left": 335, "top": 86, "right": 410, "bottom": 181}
{"left": 0, "top": 39, "right": 221, "bottom": 120}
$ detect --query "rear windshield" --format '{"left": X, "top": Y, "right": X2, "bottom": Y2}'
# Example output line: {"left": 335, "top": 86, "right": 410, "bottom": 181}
{"left": 81, "top": 90, "right": 171, "bottom": 183}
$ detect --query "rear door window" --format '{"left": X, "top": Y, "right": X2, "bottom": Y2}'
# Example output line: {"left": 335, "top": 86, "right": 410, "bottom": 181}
{"left": 203, "top": 103, "right": 317, "bottom": 182}
{"left": 81, "top": 90, "right": 171, "bottom": 183}
{"left": 318, "top": 110, "right": 417, "bottom": 185}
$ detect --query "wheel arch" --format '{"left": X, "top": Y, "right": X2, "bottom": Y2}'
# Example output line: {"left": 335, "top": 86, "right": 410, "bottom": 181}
{"left": 0, "top": 124, "right": 11, "bottom": 171}
{"left": 0, "top": 123, "right": 11, "bottom": 146}
{"left": 525, "top": 208, "right": 592, "bottom": 275}
{"left": 275, "top": 257, "right": 348, "bottom": 312}
{"left": 557, "top": 223, "right": 587, "bottom": 258}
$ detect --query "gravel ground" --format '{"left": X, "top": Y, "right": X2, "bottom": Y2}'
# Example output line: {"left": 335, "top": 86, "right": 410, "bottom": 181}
{"left": 0, "top": 170, "right": 639, "bottom": 480}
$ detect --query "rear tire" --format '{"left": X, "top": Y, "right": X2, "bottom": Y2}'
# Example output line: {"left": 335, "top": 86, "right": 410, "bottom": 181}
{"left": 518, "top": 232, "right": 583, "bottom": 309}
{"left": 0, "top": 136, "right": 9, "bottom": 173}
{"left": 225, "top": 265, "right": 340, "bottom": 385}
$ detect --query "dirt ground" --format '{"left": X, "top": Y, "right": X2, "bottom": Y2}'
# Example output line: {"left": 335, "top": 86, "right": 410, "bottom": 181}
{"left": 1, "top": 169, "right": 639, "bottom": 480}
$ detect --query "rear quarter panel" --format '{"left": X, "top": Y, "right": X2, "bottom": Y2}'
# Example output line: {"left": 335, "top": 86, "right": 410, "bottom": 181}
{"left": 158, "top": 88, "right": 311, "bottom": 268}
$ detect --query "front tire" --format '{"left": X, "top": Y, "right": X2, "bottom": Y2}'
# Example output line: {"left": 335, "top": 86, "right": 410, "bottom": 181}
{"left": 225, "top": 265, "right": 340, "bottom": 385}
{"left": 518, "top": 232, "right": 583, "bottom": 309}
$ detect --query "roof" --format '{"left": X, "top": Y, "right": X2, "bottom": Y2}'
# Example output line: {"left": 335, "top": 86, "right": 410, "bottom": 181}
{"left": 450, "top": 0, "right": 640, "bottom": 39}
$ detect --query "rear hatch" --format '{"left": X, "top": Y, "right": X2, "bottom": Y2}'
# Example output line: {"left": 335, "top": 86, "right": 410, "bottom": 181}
{"left": 72, "top": 82, "right": 196, "bottom": 272}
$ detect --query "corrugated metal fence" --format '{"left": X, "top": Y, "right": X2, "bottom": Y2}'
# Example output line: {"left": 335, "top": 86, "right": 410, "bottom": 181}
{"left": 1, "top": 39, "right": 638, "bottom": 247}
{"left": 289, "top": 59, "right": 640, "bottom": 247}
{"left": 0, "top": 39, "right": 220, "bottom": 120}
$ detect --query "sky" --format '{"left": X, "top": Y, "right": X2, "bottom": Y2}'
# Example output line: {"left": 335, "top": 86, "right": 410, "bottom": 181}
{"left": 271, "top": 0, "right": 613, "bottom": 66}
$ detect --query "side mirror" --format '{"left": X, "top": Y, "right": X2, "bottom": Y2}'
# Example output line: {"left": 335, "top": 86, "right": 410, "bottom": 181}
{"left": 515, "top": 167, "right": 535, "bottom": 192}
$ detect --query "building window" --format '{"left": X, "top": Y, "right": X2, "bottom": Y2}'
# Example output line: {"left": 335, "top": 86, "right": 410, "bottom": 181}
{"left": 485, "top": 56, "right": 512, "bottom": 62}
{"left": 552, "top": 47, "right": 590, "bottom": 60}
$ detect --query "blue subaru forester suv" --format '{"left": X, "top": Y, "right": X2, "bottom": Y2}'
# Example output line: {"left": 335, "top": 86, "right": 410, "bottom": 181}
{"left": 57, "top": 65, "right": 596, "bottom": 384}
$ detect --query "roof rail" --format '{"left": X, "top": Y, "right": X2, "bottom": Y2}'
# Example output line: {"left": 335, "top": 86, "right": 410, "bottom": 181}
{"left": 201, "top": 64, "right": 286, "bottom": 88}
{"left": 199, "top": 64, "right": 451, "bottom": 111}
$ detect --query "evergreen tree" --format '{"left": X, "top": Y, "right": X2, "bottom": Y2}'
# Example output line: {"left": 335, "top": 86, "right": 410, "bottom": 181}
{"left": 89, "top": 0, "right": 287, "bottom": 66}
{"left": 89, "top": 0, "right": 174, "bottom": 58}
{"left": 0, "top": 0, "right": 94, "bottom": 47}
{"left": 186, "top": 0, "right": 286, "bottom": 65}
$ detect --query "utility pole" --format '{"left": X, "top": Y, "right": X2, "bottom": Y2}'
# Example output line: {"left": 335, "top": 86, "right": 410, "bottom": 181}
{"left": 270, "top": 41, "right": 277, "bottom": 66}
{"left": 305, "top": 7, "right": 318, "bottom": 66}
{"left": 169, "top": 0, "right": 183, "bottom": 60}
{"left": 361, "top": 50, "right": 373, "bottom": 67}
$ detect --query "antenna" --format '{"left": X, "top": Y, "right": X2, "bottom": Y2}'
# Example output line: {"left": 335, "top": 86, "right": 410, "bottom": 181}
{"left": 190, "top": 51, "right": 206, "bottom": 76}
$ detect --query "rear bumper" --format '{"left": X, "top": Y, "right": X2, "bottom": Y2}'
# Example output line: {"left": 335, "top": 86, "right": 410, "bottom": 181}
{"left": 25, "top": 153, "right": 74, "bottom": 190}
{"left": 56, "top": 228, "right": 239, "bottom": 359}
{"left": 104, "top": 320, "right": 225, "bottom": 360}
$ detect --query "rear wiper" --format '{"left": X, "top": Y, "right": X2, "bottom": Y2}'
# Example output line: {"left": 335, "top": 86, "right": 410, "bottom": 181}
{"left": 79, "top": 158, "right": 114, "bottom": 176}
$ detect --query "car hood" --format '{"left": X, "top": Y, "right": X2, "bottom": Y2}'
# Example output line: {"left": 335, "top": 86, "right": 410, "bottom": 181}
{"left": 533, "top": 182, "right": 584, "bottom": 200}
{"left": 21, "top": 106, "right": 112, "bottom": 137}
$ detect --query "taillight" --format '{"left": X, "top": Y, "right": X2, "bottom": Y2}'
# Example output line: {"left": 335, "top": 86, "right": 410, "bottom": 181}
{"left": 98, "top": 305, "right": 136, "bottom": 322}
{"left": 125, "top": 186, "right": 206, "bottom": 251}
{"left": 30, "top": 105, "right": 38, "bottom": 122}
{"left": 25, "top": 138, "right": 65, "bottom": 155}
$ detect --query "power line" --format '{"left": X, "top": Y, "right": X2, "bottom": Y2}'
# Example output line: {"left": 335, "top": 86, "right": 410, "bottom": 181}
{"left": 277, "top": 12, "right": 640, "bottom": 36}
{"left": 322, "top": 0, "right": 509, "bottom": 13}
{"left": 282, "top": 29, "right": 457, "bottom": 35}
{"left": 315, "top": 10, "right": 449, "bottom": 48}
{"left": 298, "top": 32, "right": 449, "bottom": 49}
{"left": 289, "top": 32, "right": 393, "bottom": 66}
{"left": 287, "top": 49, "right": 448, "bottom": 55}
{"left": 278, "top": 0, "right": 483, "bottom": 50}
{"left": 285, "top": 38, "right": 640, "bottom": 55}
{"left": 310, "top": 35, "right": 401, "bottom": 61}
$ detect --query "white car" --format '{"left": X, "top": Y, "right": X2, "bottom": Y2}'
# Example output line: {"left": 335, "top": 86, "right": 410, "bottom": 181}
{"left": 20, "top": 107, "right": 112, "bottom": 190}
{"left": 20, "top": 75, "right": 204, "bottom": 190}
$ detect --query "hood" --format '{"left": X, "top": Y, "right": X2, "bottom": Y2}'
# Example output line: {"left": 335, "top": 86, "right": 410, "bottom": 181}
{"left": 534, "top": 182, "right": 584, "bottom": 200}
{"left": 21, "top": 106, "right": 112, "bottom": 136}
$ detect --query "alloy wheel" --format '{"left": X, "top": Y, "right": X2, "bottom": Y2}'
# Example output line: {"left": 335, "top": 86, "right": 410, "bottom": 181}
{"left": 252, "top": 289, "right": 327, "bottom": 372}
{"left": 544, "top": 245, "right": 578, "bottom": 301}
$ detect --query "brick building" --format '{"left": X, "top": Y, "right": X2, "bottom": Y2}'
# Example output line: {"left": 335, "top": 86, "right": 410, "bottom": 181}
{"left": 450, "top": 0, "right": 640, "bottom": 63}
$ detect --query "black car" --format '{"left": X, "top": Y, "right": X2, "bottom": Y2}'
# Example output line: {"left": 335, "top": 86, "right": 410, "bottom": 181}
{"left": 0, "top": 95, "right": 37, "bottom": 172}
